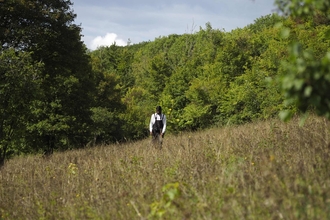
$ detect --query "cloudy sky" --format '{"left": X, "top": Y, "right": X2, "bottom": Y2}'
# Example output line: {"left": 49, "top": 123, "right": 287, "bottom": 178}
{"left": 72, "top": 0, "right": 278, "bottom": 50}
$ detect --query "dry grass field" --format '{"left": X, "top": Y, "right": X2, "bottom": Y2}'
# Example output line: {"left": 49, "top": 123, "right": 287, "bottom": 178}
{"left": 1, "top": 115, "right": 330, "bottom": 220}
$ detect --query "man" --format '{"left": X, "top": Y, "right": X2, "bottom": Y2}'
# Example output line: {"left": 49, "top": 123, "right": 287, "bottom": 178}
{"left": 149, "top": 106, "right": 167, "bottom": 144}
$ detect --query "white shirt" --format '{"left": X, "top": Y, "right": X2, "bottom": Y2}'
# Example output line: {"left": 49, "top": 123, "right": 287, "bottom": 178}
{"left": 149, "top": 113, "right": 166, "bottom": 133}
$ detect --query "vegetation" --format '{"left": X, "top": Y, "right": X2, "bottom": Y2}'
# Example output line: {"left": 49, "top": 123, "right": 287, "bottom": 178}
{"left": 1, "top": 0, "right": 330, "bottom": 218}
{"left": 1, "top": 0, "right": 94, "bottom": 161}
{"left": 1, "top": 115, "right": 329, "bottom": 219}
{"left": 1, "top": 1, "right": 330, "bottom": 164}
{"left": 275, "top": 0, "right": 330, "bottom": 120}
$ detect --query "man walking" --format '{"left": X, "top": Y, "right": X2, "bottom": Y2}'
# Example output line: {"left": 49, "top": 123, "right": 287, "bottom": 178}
{"left": 149, "top": 106, "right": 166, "bottom": 148}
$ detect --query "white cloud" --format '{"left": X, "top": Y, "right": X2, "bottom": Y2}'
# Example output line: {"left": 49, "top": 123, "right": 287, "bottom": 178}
{"left": 90, "top": 33, "right": 127, "bottom": 50}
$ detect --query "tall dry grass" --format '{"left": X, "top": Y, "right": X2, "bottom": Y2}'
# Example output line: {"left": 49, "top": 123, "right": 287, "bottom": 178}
{"left": 1, "top": 115, "right": 330, "bottom": 220}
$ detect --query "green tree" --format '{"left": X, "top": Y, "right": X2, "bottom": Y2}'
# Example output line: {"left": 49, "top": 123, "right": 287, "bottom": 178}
{"left": 116, "top": 46, "right": 135, "bottom": 96}
{"left": 122, "top": 87, "right": 152, "bottom": 139}
{"left": 178, "top": 26, "right": 227, "bottom": 129}
{"left": 247, "top": 14, "right": 284, "bottom": 33}
{"left": 0, "top": 49, "right": 43, "bottom": 165}
{"left": 275, "top": 0, "right": 330, "bottom": 120}
{"left": 89, "top": 46, "right": 125, "bottom": 144}
{"left": 1, "top": 0, "right": 95, "bottom": 154}
{"left": 247, "top": 19, "right": 290, "bottom": 119}
{"left": 216, "top": 29, "right": 254, "bottom": 79}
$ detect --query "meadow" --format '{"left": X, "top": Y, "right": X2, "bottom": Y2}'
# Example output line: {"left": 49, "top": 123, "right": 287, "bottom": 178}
{"left": 1, "top": 115, "right": 330, "bottom": 220}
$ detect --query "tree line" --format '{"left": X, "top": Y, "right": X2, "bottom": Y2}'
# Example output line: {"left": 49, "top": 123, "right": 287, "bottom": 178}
{"left": 1, "top": 0, "right": 329, "bottom": 163}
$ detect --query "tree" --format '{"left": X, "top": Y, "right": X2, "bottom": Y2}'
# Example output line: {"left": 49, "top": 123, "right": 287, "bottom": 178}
{"left": 275, "top": 0, "right": 330, "bottom": 120}
{"left": 89, "top": 46, "right": 125, "bottom": 144}
{"left": 0, "top": 49, "right": 43, "bottom": 165}
{"left": 1, "top": 0, "right": 95, "bottom": 155}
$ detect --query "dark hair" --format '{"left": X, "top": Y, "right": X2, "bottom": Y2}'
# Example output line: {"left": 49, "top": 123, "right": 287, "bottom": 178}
{"left": 156, "top": 106, "right": 162, "bottom": 112}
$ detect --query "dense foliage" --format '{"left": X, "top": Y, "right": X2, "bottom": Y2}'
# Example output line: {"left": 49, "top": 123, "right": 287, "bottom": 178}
{"left": 0, "top": 0, "right": 94, "bottom": 162}
{"left": 1, "top": 0, "right": 329, "bottom": 161}
{"left": 275, "top": 0, "right": 330, "bottom": 121}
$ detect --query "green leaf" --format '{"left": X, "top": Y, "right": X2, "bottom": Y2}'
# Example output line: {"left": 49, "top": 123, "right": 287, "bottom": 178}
{"left": 279, "top": 110, "right": 293, "bottom": 122}
{"left": 304, "top": 86, "right": 312, "bottom": 97}
{"left": 281, "top": 28, "right": 290, "bottom": 39}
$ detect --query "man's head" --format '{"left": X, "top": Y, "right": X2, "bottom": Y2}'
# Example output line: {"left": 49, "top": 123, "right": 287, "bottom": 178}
{"left": 156, "top": 106, "right": 162, "bottom": 114}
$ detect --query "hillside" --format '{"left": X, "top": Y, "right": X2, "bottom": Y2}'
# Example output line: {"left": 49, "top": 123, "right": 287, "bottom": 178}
{"left": 1, "top": 115, "right": 330, "bottom": 219}
{"left": 2, "top": 1, "right": 330, "bottom": 162}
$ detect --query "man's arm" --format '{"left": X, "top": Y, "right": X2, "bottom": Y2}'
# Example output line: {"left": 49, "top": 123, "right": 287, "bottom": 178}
{"left": 149, "top": 114, "right": 154, "bottom": 134}
{"left": 162, "top": 114, "right": 167, "bottom": 134}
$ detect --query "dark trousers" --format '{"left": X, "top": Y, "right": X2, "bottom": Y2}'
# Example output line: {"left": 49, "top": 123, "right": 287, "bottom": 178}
{"left": 152, "top": 130, "right": 164, "bottom": 138}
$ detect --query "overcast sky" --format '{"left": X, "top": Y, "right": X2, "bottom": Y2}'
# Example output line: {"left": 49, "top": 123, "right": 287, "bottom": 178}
{"left": 72, "top": 0, "right": 278, "bottom": 50}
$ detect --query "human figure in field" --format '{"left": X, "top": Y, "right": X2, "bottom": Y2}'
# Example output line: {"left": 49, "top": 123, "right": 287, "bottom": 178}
{"left": 149, "top": 106, "right": 167, "bottom": 147}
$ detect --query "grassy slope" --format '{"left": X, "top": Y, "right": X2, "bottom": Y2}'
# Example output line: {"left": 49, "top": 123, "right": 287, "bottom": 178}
{"left": 1, "top": 116, "right": 330, "bottom": 219}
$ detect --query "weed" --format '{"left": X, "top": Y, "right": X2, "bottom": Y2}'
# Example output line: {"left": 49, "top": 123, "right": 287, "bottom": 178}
{"left": 0, "top": 115, "right": 329, "bottom": 219}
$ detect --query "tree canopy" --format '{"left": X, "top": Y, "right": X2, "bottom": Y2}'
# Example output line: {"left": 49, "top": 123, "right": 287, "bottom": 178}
{"left": 0, "top": 0, "right": 95, "bottom": 161}
{"left": 274, "top": 0, "right": 330, "bottom": 121}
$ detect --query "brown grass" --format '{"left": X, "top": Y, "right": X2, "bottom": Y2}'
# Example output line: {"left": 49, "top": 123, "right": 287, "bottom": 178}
{"left": 1, "top": 115, "right": 330, "bottom": 220}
